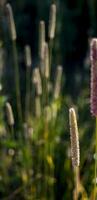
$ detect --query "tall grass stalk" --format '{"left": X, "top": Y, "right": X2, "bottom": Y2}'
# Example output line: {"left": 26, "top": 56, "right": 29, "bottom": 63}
{"left": 39, "top": 21, "right": 46, "bottom": 77}
{"left": 6, "top": 102, "right": 14, "bottom": 137}
{"left": 43, "top": 110, "right": 54, "bottom": 199}
{"left": 43, "top": 43, "right": 50, "bottom": 108}
{"left": 44, "top": 43, "right": 50, "bottom": 79}
{"left": 35, "top": 96, "right": 41, "bottom": 118}
{"left": 54, "top": 65, "right": 63, "bottom": 100}
{"left": 39, "top": 21, "right": 45, "bottom": 60}
{"left": 24, "top": 45, "right": 32, "bottom": 123}
{"left": 48, "top": 4, "right": 56, "bottom": 74}
{"left": 48, "top": 4, "right": 56, "bottom": 40}
{"left": 74, "top": 167, "right": 79, "bottom": 200}
{"left": 32, "top": 67, "right": 42, "bottom": 96}
{"left": 12, "top": 41, "right": 22, "bottom": 125}
{"left": 6, "top": 4, "right": 22, "bottom": 125}
{"left": 1, "top": 2, "right": 63, "bottom": 199}
{"left": 69, "top": 107, "right": 80, "bottom": 199}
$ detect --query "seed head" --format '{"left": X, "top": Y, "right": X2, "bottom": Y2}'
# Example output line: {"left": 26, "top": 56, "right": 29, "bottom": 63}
{"left": 25, "top": 45, "right": 32, "bottom": 67}
{"left": 6, "top": 102, "right": 14, "bottom": 126}
{"left": 54, "top": 65, "right": 63, "bottom": 99}
{"left": 48, "top": 4, "right": 56, "bottom": 39}
{"left": 6, "top": 3, "right": 17, "bottom": 41}
{"left": 44, "top": 43, "right": 49, "bottom": 78}
{"left": 90, "top": 38, "right": 97, "bottom": 116}
{"left": 39, "top": 21, "right": 45, "bottom": 59}
{"left": 69, "top": 108, "right": 80, "bottom": 167}
{"left": 32, "top": 68, "right": 42, "bottom": 95}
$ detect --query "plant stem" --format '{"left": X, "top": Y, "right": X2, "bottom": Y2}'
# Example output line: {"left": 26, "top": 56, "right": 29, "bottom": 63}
{"left": 74, "top": 166, "right": 79, "bottom": 200}
{"left": 12, "top": 40, "right": 22, "bottom": 125}
{"left": 49, "top": 39, "right": 53, "bottom": 76}
{"left": 11, "top": 125, "right": 14, "bottom": 139}
{"left": 94, "top": 117, "right": 97, "bottom": 199}
{"left": 25, "top": 65, "right": 31, "bottom": 123}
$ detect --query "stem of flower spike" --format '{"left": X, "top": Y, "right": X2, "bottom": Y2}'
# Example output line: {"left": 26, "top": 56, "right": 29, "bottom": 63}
{"left": 74, "top": 166, "right": 79, "bottom": 200}
{"left": 49, "top": 39, "right": 53, "bottom": 77}
{"left": 12, "top": 41, "right": 22, "bottom": 126}
{"left": 94, "top": 117, "right": 97, "bottom": 199}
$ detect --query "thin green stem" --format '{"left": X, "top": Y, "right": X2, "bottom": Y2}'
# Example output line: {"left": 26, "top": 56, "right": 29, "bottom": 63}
{"left": 49, "top": 39, "right": 53, "bottom": 77}
{"left": 11, "top": 125, "right": 14, "bottom": 140}
{"left": 25, "top": 66, "right": 31, "bottom": 123}
{"left": 12, "top": 40, "right": 22, "bottom": 126}
{"left": 74, "top": 166, "right": 79, "bottom": 200}
{"left": 43, "top": 122, "right": 48, "bottom": 199}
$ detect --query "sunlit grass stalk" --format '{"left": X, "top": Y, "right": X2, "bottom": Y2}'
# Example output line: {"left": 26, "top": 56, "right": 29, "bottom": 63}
{"left": 12, "top": 41, "right": 22, "bottom": 125}
{"left": 22, "top": 124, "right": 34, "bottom": 198}
{"left": 43, "top": 5, "right": 57, "bottom": 195}
{"left": 54, "top": 65, "right": 63, "bottom": 100}
{"left": 38, "top": 20, "right": 50, "bottom": 198}
{"left": 47, "top": 142, "right": 55, "bottom": 200}
{"left": 43, "top": 42, "right": 51, "bottom": 197}
{"left": 6, "top": 3, "right": 22, "bottom": 125}
{"left": 49, "top": 39, "right": 53, "bottom": 75}
{"left": 39, "top": 21, "right": 45, "bottom": 77}
{"left": 44, "top": 118, "right": 49, "bottom": 199}
{"left": 35, "top": 96, "right": 41, "bottom": 118}
{"left": 6, "top": 102, "right": 14, "bottom": 137}
{"left": 17, "top": 124, "right": 33, "bottom": 198}
{"left": 69, "top": 108, "right": 80, "bottom": 200}
{"left": 32, "top": 68, "right": 43, "bottom": 197}
{"left": 74, "top": 167, "right": 80, "bottom": 200}
{"left": 44, "top": 43, "right": 50, "bottom": 79}
{"left": 24, "top": 45, "right": 32, "bottom": 123}
{"left": 39, "top": 21, "right": 45, "bottom": 60}
{"left": 32, "top": 67, "right": 42, "bottom": 96}
{"left": 43, "top": 43, "right": 50, "bottom": 107}
{"left": 48, "top": 4, "right": 56, "bottom": 74}
{"left": 44, "top": 108, "right": 54, "bottom": 199}
{"left": 48, "top": 4, "right": 56, "bottom": 40}
{"left": 6, "top": 3, "right": 16, "bottom": 41}
{"left": 38, "top": 21, "right": 47, "bottom": 113}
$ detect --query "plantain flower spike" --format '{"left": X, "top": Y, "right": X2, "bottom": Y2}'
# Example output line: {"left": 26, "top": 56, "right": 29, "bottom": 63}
{"left": 6, "top": 3, "right": 17, "bottom": 41}
{"left": 32, "top": 67, "right": 42, "bottom": 95}
{"left": 48, "top": 4, "right": 56, "bottom": 39}
{"left": 25, "top": 45, "right": 32, "bottom": 68}
{"left": 69, "top": 108, "right": 80, "bottom": 167}
{"left": 6, "top": 102, "right": 14, "bottom": 126}
{"left": 39, "top": 20, "right": 45, "bottom": 59}
{"left": 54, "top": 65, "right": 63, "bottom": 99}
{"left": 44, "top": 42, "right": 50, "bottom": 78}
{"left": 90, "top": 38, "right": 97, "bottom": 116}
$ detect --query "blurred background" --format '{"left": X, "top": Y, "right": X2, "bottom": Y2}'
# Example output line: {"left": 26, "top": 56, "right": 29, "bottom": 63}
{"left": 0, "top": 0, "right": 95, "bottom": 94}
{"left": 0, "top": 0, "right": 96, "bottom": 199}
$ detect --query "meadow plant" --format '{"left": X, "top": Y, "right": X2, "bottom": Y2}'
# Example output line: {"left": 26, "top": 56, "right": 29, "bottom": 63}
{"left": 6, "top": 102, "right": 14, "bottom": 126}
{"left": 69, "top": 107, "right": 80, "bottom": 200}
{"left": 24, "top": 45, "right": 32, "bottom": 123}
{"left": 90, "top": 38, "right": 97, "bottom": 199}
{"left": 6, "top": 3, "right": 22, "bottom": 125}
{"left": 0, "top": 2, "right": 96, "bottom": 200}
{"left": 0, "top": 2, "right": 64, "bottom": 199}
